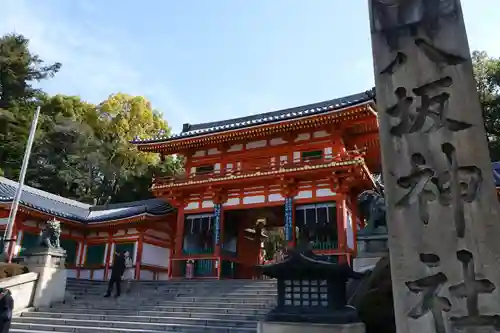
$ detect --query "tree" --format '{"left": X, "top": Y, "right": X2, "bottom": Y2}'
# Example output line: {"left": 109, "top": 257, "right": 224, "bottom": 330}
{"left": 0, "top": 34, "right": 61, "bottom": 110}
{"left": 472, "top": 51, "right": 500, "bottom": 161}
{"left": 0, "top": 34, "right": 61, "bottom": 180}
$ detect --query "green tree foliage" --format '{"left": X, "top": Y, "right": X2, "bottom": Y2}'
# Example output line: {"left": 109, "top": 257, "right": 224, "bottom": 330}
{"left": 0, "top": 33, "right": 181, "bottom": 204}
{"left": 472, "top": 51, "right": 500, "bottom": 161}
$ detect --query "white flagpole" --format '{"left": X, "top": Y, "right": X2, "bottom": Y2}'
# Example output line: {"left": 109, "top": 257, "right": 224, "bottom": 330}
{"left": 4, "top": 106, "right": 41, "bottom": 261}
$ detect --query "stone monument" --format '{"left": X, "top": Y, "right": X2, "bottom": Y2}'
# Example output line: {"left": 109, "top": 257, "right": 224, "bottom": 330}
{"left": 23, "top": 218, "right": 67, "bottom": 308}
{"left": 256, "top": 246, "right": 366, "bottom": 333}
{"left": 368, "top": 0, "right": 500, "bottom": 332}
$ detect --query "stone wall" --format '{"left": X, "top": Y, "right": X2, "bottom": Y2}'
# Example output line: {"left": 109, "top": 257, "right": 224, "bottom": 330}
{"left": 0, "top": 272, "right": 38, "bottom": 313}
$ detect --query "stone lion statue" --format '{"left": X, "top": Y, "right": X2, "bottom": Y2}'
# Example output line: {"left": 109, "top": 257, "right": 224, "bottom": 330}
{"left": 38, "top": 218, "right": 62, "bottom": 249}
{"left": 357, "top": 176, "right": 387, "bottom": 235}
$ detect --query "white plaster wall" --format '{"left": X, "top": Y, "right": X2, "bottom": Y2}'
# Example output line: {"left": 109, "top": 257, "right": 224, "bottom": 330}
{"left": 140, "top": 270, "right": 154, "bottom": 281}
{"left": 316, "top": 188, "right": 336, "bottom": 197}
{"left": 158, "top": 273, "right": 169, "bottom": 280}
{"left": 295, "top": 190, "right": 313, "bottom": 199}
{"left": 185, "top": 201, "right": 200, "bottom": 210}
{"left": 66, "top": 269, "right": 77, "bottom": 279}
{"left": 313, "top": 130, "right": 329, "bottom": 138}
{"left": 228, "top": 144, "right": 243, "bottom": 152}
{"left": 141, "top": 243, "right": 170, "bottom": 267}
{"left": 280, "top": 155, "right": 288, "bottom": 165}
{"left": 193, "top": 150, "right": 205, "bottom": 157}
{"left": 268, "top": 193, "right": 284, "bottom": 202}
{"left": 202, "top": 200, "right": 214, "bottom": 208}
{"left": 243, "top": 196, "right": 265, "bottom": 204}
{"left": 79, "top": 270, "right": 91, "bottom": 280}
{"left": 270, "top": 138, "right": 286, "bottom": 146}
{"left": 207, "top": 148, "right": 220, "bottom": 155}
{"left": 293, "top": 152, "right": 300, "bottom": 162}
{"left": 92, "top": 269, "right": 104, "bottom": 281}
{"left": 224, "top": 198, "right": 240, "bottom": 206}
{"left": 295, "top": 133, "right": 311, "bottom": 141}
{"left": 246, "top": 140, "right": 267, "bottom": 149}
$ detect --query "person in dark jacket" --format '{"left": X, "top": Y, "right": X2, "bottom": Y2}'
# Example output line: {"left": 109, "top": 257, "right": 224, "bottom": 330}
{"left": 104, "top": 251, "right": 126, "bottom": 298}
{"left": 0, "top": 287, "right": 13, "bottom": 333}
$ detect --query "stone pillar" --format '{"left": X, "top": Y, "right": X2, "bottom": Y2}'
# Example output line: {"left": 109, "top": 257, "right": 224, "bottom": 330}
{"left": 24, "top": 248, "right": 67, "bottom": 308}
{"left": 369, "top": 1, "right": 500, "bottom": 332}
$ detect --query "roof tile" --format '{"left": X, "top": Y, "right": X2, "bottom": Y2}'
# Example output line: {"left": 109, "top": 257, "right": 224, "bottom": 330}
{"left": 132, "top": 89, "right": 375, "bottom": 144}
{"left": 0, "top": 177, "right": 174, "bottom": 223}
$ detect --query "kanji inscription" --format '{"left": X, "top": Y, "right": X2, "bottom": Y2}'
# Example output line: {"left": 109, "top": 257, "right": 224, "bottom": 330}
{"left": 396, "top": 153, "right": 436, "bottom": 224}
{"left": 396, "top": 145, "right": 482, "bottom": 237}
{"left": 449, "top": 250, "right": 500, "bottom": 330}
{"left": 371, "top": 0, "right": 458, "bottom": 51}
{"left": 406, "top": 253, "right": 451, "bottom": 333}
{"left": 434, "top": 143, "right": 482, "bottom": 238}
{"left": 387, "top": 77, "right": 472, "bottom": 137}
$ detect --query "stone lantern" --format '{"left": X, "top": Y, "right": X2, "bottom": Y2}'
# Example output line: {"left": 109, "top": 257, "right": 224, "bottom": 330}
{"left": 256, "top": 247, "right": 367, "bottom": 333}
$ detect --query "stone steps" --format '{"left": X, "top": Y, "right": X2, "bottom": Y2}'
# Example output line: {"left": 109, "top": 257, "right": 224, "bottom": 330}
{"left": 61, "top": 301, "right": 273, "bottom": 309}
{"left": 14, "top": 279, "right": 275, "bottom": 332}
{"left": 66, "top": 290, "right": 276, "bottom": 297}
{"left": 15, "top": 314, "right": 257, "bottom": 329}
{"left": 45, "top": 307, "right": 268, "bottom": 316}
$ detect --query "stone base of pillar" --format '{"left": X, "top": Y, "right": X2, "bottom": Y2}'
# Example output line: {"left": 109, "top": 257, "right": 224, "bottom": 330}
{"left": 23, "top": 247, "right": 67, "bottom": 308}
{"left": 257, "top": 321, "right": 365, "bottom": 333}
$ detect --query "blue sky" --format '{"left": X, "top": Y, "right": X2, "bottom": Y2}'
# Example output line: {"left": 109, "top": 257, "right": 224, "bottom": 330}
{"left": 2, "top": 1, "right": 500, "bottom": 134}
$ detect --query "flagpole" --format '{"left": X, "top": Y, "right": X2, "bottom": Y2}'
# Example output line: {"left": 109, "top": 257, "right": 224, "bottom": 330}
{"left": 4, "top": 106, "right": 41, "bottom": 262}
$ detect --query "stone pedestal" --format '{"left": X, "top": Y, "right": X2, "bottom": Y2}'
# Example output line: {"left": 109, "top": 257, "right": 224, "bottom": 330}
{"left": 257, "top": 321, "right": 365, "bottom": 333}
{"left": 23, "top": 247, "right": 66, "bottom": 308}
{"left": 354, "top": 233, "right": 389, "bottom": 272}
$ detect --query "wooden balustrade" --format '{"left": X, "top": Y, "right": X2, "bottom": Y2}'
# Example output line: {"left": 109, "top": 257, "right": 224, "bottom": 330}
{"left": 154, "top": 149, "right": 364, "bottom": 186}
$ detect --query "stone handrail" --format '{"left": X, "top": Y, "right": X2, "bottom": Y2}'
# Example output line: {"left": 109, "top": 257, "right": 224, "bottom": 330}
{"left": 0, "top": 272, "right": 38, "bottom": 313}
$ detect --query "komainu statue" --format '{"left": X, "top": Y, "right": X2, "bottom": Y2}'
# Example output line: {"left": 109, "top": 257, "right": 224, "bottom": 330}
{"left": 38, "top": 218, "right": 62, "bottom": 249}
{"left": 357, "top": 176, "right": 387, "bottom": 235}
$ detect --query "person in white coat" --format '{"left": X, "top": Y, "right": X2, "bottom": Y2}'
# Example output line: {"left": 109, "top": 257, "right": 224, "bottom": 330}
{"left": 123, "top": 251, "right": 134, "bottom": 293}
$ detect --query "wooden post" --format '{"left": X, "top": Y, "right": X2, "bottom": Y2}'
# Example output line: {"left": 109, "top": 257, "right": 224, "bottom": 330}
{"left": 368, "top": 1, "right": 500, "bottom": 332}
{"left": 135, "top": 229, "right": 144, "bottom": 280}
{"left": 212, "top": 188, "right": 227, "bottom": 279}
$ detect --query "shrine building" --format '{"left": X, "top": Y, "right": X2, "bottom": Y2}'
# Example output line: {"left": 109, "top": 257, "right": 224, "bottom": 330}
{"left": 132, "top": 89, "right": 380, "bottom": 279}
{"left": 0, "top": 177, "right": 174, "bottom": 281}
{"left": 3, "top": 88, "right": 500, "bottom": 281}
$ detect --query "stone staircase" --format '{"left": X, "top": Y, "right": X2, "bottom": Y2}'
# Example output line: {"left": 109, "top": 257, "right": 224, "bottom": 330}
{"left": 12, "top": 278, "right": 277, "bottom": 333}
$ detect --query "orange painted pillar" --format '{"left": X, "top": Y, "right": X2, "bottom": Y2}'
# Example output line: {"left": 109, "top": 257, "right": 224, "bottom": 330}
{"left": 336, "top": 194, "right": 347, "bottom": 264}
{"left": 8, "top": 215, "right": 22, "bottom": 263}
{"left": 173, "top": 210, "right": 185, "bottom": 279}
{"left": 349, "top": 192, "right": 359, "bottom": 257}
{"left": 104, "top": 231, "right": 113, "bottom": 280}
{"left": 76, "top": 238, "right": 86, "bottom": 279}
{"left": 135, "top": 229, "right": 144, "bottom": 280}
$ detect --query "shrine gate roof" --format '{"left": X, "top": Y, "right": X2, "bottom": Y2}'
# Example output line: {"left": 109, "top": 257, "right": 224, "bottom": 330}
{"left": 131, "top": 89, "right": 375, "bottom": 144}
{"left": 0, "top": 176, "right": 174, "bottom": 223}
